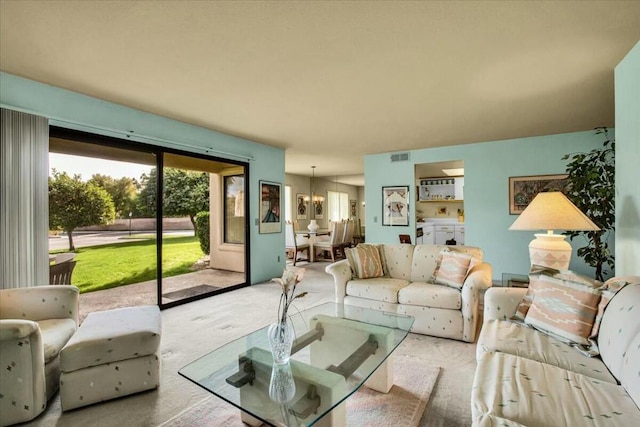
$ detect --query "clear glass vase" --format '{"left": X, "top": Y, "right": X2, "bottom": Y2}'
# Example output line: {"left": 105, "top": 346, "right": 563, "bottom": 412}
{"left": 268, "top": 319, "right": 294, "bottom": 365}
{"left": 269, "top": 362, "right": 296, "bottom": 403}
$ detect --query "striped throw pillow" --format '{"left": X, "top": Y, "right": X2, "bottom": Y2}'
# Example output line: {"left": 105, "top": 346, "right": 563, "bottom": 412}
{"left": 345, "top": 244, "right": 384, "bottom": 279}
{"left": 524, "top": 268, "right": 603, "bottom": 346}
{"left": 433, "top": 250, "right": 473, "bottom": 289}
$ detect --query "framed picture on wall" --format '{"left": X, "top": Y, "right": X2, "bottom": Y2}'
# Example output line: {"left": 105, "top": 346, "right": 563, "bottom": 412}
{"left": 296, "top": 194, "right": 309, "bottom": 220}
{"left": 382, "top": 186, "right": 409, "bottom": 226}
{"left": 314, "top": 198, "right": 324, "bottom": 219}
{"left": 259, "top": 180, "right": 282, "bottom": 233}
{"left": 509, "top": 174, "right": 569, "bottom": 214}
{"left": 350, "top": 199, "right": 357, "bottom": 218}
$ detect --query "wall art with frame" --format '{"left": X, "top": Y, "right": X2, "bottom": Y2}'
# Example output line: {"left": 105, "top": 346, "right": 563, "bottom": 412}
{"left": 350, "top": 199, "right": 357, "bottom": 218}
{"left": 259, "top": 180, "right": 282, "bottom": 233}
{"left": 382, "top": 186, "right": 409, "bottom": 226}
{"left": 509, "top": 174, "right": 569, "bottom": 215}
{"left": 296, "top": 193, "right": 309, "bottom": 220}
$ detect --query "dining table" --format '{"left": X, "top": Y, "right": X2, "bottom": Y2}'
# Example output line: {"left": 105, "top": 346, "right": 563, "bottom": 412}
{"left": 294, "top": 229, "right": 331, "bottom": 262}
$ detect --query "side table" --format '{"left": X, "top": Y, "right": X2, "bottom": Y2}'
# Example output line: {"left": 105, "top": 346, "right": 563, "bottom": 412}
{"left": 496, "top": 273, "right": 529, "bottom": 288}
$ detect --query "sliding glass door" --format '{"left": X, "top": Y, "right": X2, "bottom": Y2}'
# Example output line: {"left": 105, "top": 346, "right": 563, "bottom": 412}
{"left": 48, "top": 127, "right": 249, "bottom": 315}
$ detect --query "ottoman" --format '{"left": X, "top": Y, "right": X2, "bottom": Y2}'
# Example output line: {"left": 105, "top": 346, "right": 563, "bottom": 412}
{"left": 59, "top": 305, "right": 161, "bottom": 411}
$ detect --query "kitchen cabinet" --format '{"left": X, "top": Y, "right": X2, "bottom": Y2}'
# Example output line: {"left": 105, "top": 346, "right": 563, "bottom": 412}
{"left": 418, "top": 177, "right": 464, "bottom": 201}
{"left": 435, "top": 225, "right": 455, "bottom": 244}
{"left": 423, "top": 225, "right": 435, "bottom": 244}
{"left": 455, "top": 225, "right": 465, "bottom": 245}
{"left": 434, "top": 224, "right": 464, "bottom": 245}
{"left": 416, "top": 223, "right": 435, "bottom": 245}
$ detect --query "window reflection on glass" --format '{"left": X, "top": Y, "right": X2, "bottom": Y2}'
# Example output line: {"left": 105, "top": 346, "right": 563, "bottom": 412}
{"left": 224, "top": 175, "right": 245, "bottom": 243}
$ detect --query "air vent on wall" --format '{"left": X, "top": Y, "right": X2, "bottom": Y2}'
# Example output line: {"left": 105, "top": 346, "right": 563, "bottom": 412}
{"left": 390, "top": 152, "right": 410, "bottom": 162}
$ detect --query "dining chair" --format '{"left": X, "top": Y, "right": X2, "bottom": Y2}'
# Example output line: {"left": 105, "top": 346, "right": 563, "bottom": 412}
{"left": 341, "top": 220, "right": 355, "bottom": 253}
{"left": 314, "top": 221, "right": 344, "bottom": 262}
{"left": 285, "top": 222, "right": 310, "bottom": 266}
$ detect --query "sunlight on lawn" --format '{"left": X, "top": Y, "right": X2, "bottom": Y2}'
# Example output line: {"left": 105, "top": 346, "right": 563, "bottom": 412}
{"left": 71, "top": 236, "right": 203, "bottom": 293}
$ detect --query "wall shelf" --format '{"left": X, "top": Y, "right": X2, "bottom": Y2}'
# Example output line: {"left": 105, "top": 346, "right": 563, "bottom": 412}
{"left": 419, "top": 200, "right": 463, "bottom": 203}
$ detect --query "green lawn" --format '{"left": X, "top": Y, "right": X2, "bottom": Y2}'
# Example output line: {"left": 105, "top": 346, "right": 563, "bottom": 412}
{"left": 67, "top": 236, "right": 204, "bottom": 293}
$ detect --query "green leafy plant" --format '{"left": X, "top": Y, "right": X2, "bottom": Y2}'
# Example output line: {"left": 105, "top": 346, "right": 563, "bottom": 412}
{"left": 562, "top": 127, "right": 615, "bottom": 280}
{"left": 195, "top": 211, "right": 210, "bottom": 255}
{"left": 49, "top": 170, "right": 115, "bottom": 250}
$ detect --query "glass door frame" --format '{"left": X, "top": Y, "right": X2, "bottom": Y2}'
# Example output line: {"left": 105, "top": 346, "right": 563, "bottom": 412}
{"left": 49, "top": 126, "right": 251, "bottom": 310}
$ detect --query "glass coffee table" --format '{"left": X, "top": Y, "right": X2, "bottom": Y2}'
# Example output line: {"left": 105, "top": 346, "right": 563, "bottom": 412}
{"left": 179, "top": 302, "right": 414, "bottom": 427}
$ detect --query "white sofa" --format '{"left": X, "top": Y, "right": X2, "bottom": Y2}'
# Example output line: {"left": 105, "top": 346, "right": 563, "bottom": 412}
{"left": 0, "top": 285, "right": 79, "bottom": 426}
{"left": 473, "top": 277, "right": 640, "bottom": 426}
{"left": 326, "top": 244, "right": 492, "bottom": 343}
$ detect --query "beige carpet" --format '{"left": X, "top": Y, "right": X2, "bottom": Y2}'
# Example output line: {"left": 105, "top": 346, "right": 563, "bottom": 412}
{"left": 162, "top": 356, "right": 440, "bottom": 427}
{"left": 25, "top": 260, "right": 476, "bottom": 427}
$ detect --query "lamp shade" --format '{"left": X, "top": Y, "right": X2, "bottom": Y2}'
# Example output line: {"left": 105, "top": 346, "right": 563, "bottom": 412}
{"left": 509, "top": 191, "right": 599, "bottom": 270}
{"left": 509, "top": 192, "right": 600, "bottom": 232}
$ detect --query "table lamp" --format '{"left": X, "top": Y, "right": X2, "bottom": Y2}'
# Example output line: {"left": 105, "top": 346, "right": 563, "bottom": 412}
{"left": 509, "top": 191, "right": 599, "bottom": 270}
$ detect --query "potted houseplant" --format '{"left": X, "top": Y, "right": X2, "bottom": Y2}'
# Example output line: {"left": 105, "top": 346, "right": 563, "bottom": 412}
{"left": 562, "top": 127, "right": 615, "bottom": 281}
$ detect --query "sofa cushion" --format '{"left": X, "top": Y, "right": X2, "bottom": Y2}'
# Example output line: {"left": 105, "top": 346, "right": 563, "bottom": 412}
{"left": 379, "top": 244, "right": 414, "bottom": 280}
{"left": 472, "top": 352, "right": 640, "bottom": 427}
{"left": 524, "top": 268, "right": 603, "bottom": 346}
{"left": 598, "top": 282, "right": 640, "bottom": 384}
{"left": 477, "top": 319, "right": 616, "bottom": 383}
{"left": 433, "top": 250, "right": 473, "bottom": 289}
{"left": 398, "top": 282, "right": 461, "bottom": 310}
{"left": 345, "top": 244, "right": 384, "bottom": 279}
{"left": 345, "top": 278, "right": 409, "bottom": 303}
{"left": 409, "top": 245, "right": 441, "bottom": 282}
{"left": 397, "top": 304, "right": 463, "bottom": 339}
{"left": 619, "top": 330, "right": 640, "bottom": 409}
{"left": 37, "top": 318, "right": 77, "bottom": 364}
{"left": 590, "top": 277, "right": 633, "bottom": 339}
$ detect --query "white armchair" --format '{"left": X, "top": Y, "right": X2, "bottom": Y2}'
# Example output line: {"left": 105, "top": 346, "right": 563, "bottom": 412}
{"left": 0, "top": 286, "right": 78, "bottom": 426}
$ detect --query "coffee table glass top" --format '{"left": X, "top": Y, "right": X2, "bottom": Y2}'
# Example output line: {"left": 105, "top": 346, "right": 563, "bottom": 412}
{"left": 179, "top": 302, "right": 414, "bottom": 426}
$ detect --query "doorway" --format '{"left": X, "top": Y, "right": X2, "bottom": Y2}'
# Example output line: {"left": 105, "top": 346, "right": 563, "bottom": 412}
{"left": 48, "top": 127, "right": 249, "bottom": 317}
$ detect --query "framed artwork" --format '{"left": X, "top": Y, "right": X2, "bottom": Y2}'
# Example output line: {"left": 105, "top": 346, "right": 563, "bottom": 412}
{"left": 509, "top": 174, "right": 569, "bottom": 215}
{"left": 314, "top": 199, "right": 324, "bottom": 219}
{"left": 296, "top": 194, "right": 309, "bottom": 220}
{"left": 259, "top": 180, "right": 282, "bottom": 233}
{"left": 382, "top": 186, "right": 409, "bottom": 226}
{"left": 350, "top": 199, "right": 357, "bottom": 218}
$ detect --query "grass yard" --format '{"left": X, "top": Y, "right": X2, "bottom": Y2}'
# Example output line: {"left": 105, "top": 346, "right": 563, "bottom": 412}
{"left": 68, "top": 235, "right": 204, "bottom": 293}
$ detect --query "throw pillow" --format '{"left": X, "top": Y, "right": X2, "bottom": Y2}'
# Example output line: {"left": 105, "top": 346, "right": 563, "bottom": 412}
{"left": 433, "top": 249, "right": 473, "bottom": 289}
{"left": 345, "top": 244, "right": 384, "bottom": 279}
{"left": 523, "top": 267, "right": 603, "bottom": 346}
{"left": 589, "top": 277, "right": 632, "bottom": 339}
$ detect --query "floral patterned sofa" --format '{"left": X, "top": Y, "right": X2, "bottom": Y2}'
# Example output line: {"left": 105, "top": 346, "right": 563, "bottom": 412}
{"left": 473, "top": 273, "right": 640, "bottom": 426}
{"left": 326, "top": 243, "right": 492, "bottom": 343}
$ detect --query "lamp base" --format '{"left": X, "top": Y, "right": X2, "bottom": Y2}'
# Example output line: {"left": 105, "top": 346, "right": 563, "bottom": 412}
{"left": 528, "top": 233, "right": 571, "bottom": 270}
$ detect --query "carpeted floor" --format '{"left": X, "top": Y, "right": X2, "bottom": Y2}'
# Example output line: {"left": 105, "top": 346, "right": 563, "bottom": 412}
{"left": 26, "top": 261, "right": 476, "bottom": 427}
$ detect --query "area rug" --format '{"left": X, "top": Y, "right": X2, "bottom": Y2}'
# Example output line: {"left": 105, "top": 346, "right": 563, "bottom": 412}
{"left": 163, "top": 284, "right": 221, "bottom": 300}
{"left": 162, "top": 356, "right": 440, "bottom": 427}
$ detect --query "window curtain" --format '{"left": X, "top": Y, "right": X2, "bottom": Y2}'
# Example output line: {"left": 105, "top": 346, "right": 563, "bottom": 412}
{"left": 328, "top": 190, "right": 349, "bottom": 222}
{"left": 1, "top": 108, "right": 49, "bottom": 288}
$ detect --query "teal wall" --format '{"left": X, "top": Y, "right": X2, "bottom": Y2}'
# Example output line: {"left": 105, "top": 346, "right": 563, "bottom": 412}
{"left": 365, "top": 131, "right": 609, "bottom": 279}
{"left": 0, "top": 72, "right": 285, "bottom": 284}
{"left": 614, "top": 41, "right": 640, "bottom": 276}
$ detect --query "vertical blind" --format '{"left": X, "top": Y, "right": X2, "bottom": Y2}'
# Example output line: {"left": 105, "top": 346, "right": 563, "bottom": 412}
{"left": 1, "top": 108, "right": 50, "bottom": 288}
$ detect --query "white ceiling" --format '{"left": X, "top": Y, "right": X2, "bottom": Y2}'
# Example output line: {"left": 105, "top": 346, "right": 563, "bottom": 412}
{"left": 1, "top": 1, "right": 639, "bottom": 185}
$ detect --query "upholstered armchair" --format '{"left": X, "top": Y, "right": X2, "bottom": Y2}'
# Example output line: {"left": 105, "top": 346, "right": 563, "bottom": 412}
{"left": 0, "top": 285, "right": 79, "bottom": 426}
